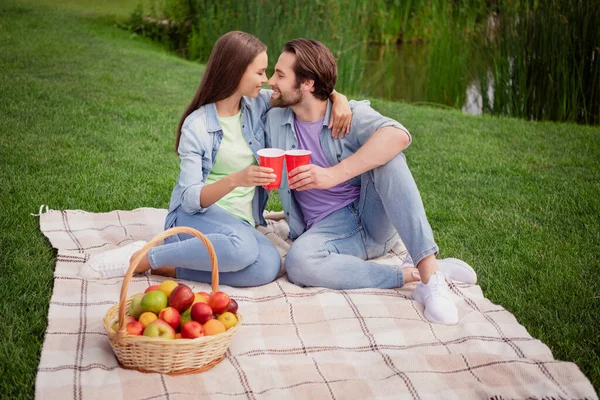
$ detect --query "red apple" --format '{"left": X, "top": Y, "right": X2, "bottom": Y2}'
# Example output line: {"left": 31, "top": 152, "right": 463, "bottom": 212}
{"left": 143, "top": 319, "right": 176, "bottom": 339}
{"left": 145, "top": 285, "right": 161, "bottom": 293}
{"left": 180, "top": 321, "right": 205, "bottom": 339}
{"left": 191, "top": 302, "right": 213, "bottom": 324}
{"left": 158, "top": 307, "right": 181, "bottom": 330}
{"left": 227, "top": 298, "right": 239, "bottom": 314}
{"left": 113, "top": 315, "right": 137, "bottom": 332}
{"left": 209, "top": 291, "right": 231, "bottom": 314}
{"left": 126, "top": 320, "right": 144, "bottom": 336}
{"left": 168, "top": 284, "right": 195, "bottom": 313}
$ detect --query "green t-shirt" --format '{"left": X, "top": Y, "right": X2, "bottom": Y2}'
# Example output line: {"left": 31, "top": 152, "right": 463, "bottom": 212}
{"left": 205, "top": 111, "right": 257, "bottom": 225}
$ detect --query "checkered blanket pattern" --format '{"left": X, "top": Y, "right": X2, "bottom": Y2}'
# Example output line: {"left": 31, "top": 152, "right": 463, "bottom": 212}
{"left": 35, "top": 207, "right": 597, "bottom": 399}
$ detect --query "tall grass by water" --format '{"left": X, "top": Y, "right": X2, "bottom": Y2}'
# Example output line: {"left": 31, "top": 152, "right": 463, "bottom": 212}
{"left": 131, "top": 0, "right": 600, "bottom": 125}
{"left": 480, "top": 0, "right": 600, "bottom": 124}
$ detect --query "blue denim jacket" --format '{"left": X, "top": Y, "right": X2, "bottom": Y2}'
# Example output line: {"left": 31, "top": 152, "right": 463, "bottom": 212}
{"left": 165, "top": 90, "right": 272, "bottom": 230}
{"left": 265, "top": 100, "right": 411, "bottom": 239}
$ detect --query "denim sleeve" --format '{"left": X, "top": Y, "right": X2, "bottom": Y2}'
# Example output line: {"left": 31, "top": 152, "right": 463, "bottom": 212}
{"left": 350, "top": 100, "right": 412, "bottom": 147}
{"left": 264, "top": 107, "right": 276, "bottom": 149}
{"left": 178, "top": 126, "right": 208, "bottom": 214}
{"left": 259, "top": 89, "right": 273, "bottom": 113}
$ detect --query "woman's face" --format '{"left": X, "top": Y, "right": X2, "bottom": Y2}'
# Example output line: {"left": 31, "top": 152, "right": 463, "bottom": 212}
{"left": 238, "top": 51, "right": 268, "bottom": 98}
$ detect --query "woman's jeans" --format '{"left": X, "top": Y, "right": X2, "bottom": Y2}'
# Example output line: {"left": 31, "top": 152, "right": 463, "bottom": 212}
{"left": 285, "top": 153, "right": 438, "bottom": 290}
{"left": 147, "top": 205, "right": 281, "bottom": 287}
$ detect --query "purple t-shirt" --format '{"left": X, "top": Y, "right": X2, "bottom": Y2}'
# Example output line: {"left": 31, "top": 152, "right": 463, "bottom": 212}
{"left": 292, "top": 117, "right": 360, "bottom": 228}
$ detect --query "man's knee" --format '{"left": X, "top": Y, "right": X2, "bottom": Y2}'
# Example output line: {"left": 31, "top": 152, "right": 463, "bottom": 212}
{"left": 285, "top": 240, "right": 322, "bottom": 287}
{"left": 374, "top": 152, "right": 408, "bottom": 176}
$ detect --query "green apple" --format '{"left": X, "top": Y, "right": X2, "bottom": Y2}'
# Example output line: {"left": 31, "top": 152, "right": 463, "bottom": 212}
{"left": 180, "top": 308, "right": 192, "bottom": 329}
{"left": 143, "top": 319, "right": 175, "bottom": 339}
{"left": 128, "top": 293, "right": 145, "bottom": 319}
{"left": 141, "top": 290, "right": 168, "bottom": 315}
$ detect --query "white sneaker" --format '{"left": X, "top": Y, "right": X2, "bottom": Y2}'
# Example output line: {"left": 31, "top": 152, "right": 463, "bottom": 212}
{"left": 412, "top": 272, "right": 458, "bottom": 325}
{"left": 79, "top": 240, "right": 147, "bottom": 279}
{"left": 437, "top": 258, "right": 477, "bottom": 284}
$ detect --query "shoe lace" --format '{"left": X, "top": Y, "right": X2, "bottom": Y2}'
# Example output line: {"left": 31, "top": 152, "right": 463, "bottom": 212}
{"left": 427, "top": 274, "right": 448, "bottom": 299}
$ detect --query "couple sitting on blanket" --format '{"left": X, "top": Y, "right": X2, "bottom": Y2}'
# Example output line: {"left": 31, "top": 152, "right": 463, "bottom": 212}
{"left": 81, "top": 32, "right": 477, "bottom": 325}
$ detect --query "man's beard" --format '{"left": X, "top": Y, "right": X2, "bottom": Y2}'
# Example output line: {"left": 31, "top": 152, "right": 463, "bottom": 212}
{"left": 270, "top": 87, "right": 303, "bottom": 108}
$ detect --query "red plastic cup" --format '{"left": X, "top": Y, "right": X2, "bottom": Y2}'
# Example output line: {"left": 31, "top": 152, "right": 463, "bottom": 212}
{"left": 285, "top": 150, "right": 312, "bottom": 175}
{"left": 257, "top": 148, "right": 285, "bottom": 190}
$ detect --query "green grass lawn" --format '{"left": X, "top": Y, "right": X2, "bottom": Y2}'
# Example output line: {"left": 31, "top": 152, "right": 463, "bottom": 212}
{"left": 1, "top": 0, "right": 599, "bottom": 397}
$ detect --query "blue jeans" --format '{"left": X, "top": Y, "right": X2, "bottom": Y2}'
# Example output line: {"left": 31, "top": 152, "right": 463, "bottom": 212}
{"left": 285, "top": 153, "right": 438, "bottom": 290}
{"left": 148, "top": 206, "right": 281, "bottom": 287}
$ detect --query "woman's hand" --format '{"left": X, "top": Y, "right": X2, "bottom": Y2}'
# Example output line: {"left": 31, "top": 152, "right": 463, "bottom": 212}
{"left": 231, "top": 165, "right": 276, "bottom": 187}
{"left": 329, "top": 92, "right": 352, "bottom": 139}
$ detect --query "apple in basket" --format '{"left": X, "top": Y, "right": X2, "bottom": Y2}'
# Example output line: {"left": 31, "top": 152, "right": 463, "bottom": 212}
{"left": 192, "top": 292, "right": 208, "bottom": 306}
{"left": 158, "top": 307, "right": 181, "bottom": 330}
{"left": 209, "top": 291, "right": 231, "bottom": 314}
{"left": 143, "top": 319, "right": 176, "bottom": 339}
{"left": 111, "top": 315, "right": 136, "bottom": 332}
{"left": 128, "top": 293, "right": 145, "bottom": 319}
{"left": 198, "top": 291, "right": 211, "bottom": 302}
{"left": 168, "top": 284, "right": 195, "bottom": 313}
{"left": 227, "top": 298, "right": 239, "bottom": 314}
{"left": 181, "top": 321, "right": 205, "bottom": 339}
{"left": 217, "top": 312, "right": 238, "bottom": 330}
{"left": 180, "top": 308, "right": 192, "bottom": 328}
{"left": 191, "top": 302, "right": 213, "bottom": 324}
{"left": 126, "top": 320, "right": 144, "bottom": 336}
{"left": 145, "top": 285, "right": 161, "bottom": 293}
{"left": 141, "top": 290, "right": 168, "bottom": 315}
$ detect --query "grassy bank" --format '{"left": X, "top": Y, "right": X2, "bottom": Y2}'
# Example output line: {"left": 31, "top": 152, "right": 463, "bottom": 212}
{"left": 1, "top": 0, "right": 599, "bottom": 397}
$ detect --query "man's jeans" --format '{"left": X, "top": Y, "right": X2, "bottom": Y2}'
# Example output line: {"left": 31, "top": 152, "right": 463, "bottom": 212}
{"left": 148, "top": 206, "right": 281, "bottom": 287}
{"left": 285, "top": 153, "right": 438, "bottom": 290}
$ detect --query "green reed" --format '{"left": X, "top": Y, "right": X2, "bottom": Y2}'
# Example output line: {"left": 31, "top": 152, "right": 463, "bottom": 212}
{"left": 130, "top": 0, "right": 599, "bottom": 125}
{"left": 482, "top": 0, "right": 600, "bottom": 124}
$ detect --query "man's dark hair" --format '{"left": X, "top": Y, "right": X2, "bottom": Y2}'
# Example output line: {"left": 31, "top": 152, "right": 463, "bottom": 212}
{"left": 283, "top": 39, "right": 337, "bottom": 100}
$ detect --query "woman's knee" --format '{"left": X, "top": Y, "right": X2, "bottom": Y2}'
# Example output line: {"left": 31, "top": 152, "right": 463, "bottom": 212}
{"left": 252, "top": 244, "right": 282, "bottom": 286}
{"left": 207, "top": 228, "right": 259, "bottom": 272}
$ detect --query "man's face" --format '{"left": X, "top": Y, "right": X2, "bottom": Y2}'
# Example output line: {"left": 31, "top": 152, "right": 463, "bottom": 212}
{"left": 268, "top": 52, "right": 302, "bottom": 108}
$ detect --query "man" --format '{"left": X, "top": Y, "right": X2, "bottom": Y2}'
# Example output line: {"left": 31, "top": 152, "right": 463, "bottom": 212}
{"left": 265, "top": 39, "right": 476, "bottom": 325}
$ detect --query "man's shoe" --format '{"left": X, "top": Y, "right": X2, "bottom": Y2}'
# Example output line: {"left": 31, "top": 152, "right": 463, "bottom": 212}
{"left": 79, "top": 240, "right": 147, "bottom": 279}
{"left": 412, "top": 272, "right": 459, "bottom": 325}
{"left": 437, "top": 258, "right": 477, "bottom": 284}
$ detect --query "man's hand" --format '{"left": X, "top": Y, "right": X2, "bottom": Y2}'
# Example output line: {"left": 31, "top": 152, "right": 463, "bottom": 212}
{"left": 288, "top": 164, "right": 340, "bottom": 191}
{"left": 329, "top": 92, "right": 352, "bottom": 139}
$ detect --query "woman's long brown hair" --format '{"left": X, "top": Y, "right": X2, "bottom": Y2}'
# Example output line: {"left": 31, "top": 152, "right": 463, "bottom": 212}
{"left": 175, "top": 31, "right": 267, "bottom": 153}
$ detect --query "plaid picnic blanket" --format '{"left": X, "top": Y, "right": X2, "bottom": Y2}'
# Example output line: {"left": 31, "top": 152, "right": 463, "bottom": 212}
{"left": 35, "top": 207, "right": 597, "bottom": 399}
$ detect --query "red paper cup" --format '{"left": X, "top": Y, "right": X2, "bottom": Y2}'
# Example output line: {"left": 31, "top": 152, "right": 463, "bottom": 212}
{"left": 285, "top": 150, "right": 312, "bottom": 175}
{"left": 257, "top": 149, "right": 285, "bottom": 190}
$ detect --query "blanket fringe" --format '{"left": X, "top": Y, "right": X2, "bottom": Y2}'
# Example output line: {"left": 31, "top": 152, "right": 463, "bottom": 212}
{"left": 31, "top": 204, "right": 50, "bottom": 216}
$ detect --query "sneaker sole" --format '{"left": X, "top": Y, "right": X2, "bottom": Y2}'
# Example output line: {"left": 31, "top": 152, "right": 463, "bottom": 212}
{"left": 438, "top": 257, "right": 477, "bottom": 284}
{"left": 423, "top": 307, "right": 459, "bottom": 325}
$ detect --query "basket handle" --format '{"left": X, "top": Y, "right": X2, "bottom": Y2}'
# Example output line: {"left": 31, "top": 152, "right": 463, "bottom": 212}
{"left": 117, "top": 226, "right": 218, "bottom": 334}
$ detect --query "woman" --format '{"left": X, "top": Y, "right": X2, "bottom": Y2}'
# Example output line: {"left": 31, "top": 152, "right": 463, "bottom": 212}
{"left": 79, "top": 31, "right": 354, "bottom": 286}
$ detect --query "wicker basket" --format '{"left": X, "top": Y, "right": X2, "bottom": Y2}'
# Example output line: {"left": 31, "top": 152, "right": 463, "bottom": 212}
{"left": 102, "top": 226, "right": 242, "bottom": 375}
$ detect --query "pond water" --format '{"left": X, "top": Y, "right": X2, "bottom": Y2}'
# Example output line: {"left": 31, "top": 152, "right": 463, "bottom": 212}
{"left": 344, "top": 43, "right": 491, "bottom": 116}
